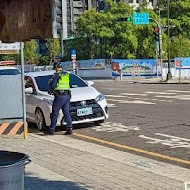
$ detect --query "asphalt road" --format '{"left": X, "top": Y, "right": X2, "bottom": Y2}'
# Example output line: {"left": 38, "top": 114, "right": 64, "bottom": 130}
{"left": 29, "top": 80, "right": 190, "bottom": 168}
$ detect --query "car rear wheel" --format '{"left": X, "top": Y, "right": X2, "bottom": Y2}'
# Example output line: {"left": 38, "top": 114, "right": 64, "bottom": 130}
{"left": 35, "top": 108, "right": 47, "bottom": 131}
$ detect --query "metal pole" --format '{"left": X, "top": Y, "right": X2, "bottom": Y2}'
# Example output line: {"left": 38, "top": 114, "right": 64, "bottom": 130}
{"left": 156, "top": 42, "right": 159, "bottom": 77}
{"left": 150, "top": 18, "right": 163, "bottom": 80}
{"left": 20, "top": 42, "right": 28, "bottom": 139}
{"left": 61, "top": 30, "right": 64, "bottom": 58}
{"left": 166, "top": 0, "right": 172, "bottom": 80}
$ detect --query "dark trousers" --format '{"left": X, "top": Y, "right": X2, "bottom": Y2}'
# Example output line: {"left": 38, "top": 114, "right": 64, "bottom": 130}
{"left": 49, "top": 94, "right": 72, "bottom": 133}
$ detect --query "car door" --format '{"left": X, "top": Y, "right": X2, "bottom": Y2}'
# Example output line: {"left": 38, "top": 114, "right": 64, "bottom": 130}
{"left": 25, "top": 76, "right": 38, "bottom": 121}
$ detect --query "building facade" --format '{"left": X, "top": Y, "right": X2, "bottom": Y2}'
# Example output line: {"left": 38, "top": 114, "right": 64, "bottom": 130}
{"left": 55, "top": 0, "right": 97, "bottom": 40}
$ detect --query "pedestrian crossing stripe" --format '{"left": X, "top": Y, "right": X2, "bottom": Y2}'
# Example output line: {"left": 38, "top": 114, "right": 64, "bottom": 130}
{"left": 0, "top": 122, "right": 24, "bottom": 136}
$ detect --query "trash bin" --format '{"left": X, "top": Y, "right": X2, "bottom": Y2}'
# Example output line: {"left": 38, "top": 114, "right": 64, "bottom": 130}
{"left": 0, "top": 151, "right": 30, "bottom": 190}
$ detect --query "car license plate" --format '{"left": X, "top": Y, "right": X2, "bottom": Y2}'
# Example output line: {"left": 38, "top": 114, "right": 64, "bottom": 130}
{"left": 77, "top": 107, "right": 92, "bottom": 116}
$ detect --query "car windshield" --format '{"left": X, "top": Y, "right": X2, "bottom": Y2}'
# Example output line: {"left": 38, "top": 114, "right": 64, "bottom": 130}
{"left": 0, "top": 69, "right": 21, "bottom": 75}
{"left": 35, "top": 73, "right": 88, "bottom": 92}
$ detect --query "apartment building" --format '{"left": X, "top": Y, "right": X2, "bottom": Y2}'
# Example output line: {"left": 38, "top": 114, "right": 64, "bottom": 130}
{"left": 55, "top": 0, "right": 97, "bottom": 40}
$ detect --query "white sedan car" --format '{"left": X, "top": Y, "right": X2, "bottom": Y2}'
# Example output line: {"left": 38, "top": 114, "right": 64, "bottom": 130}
{"left": 25, "top": 71, "right": 108, "bottom": 130}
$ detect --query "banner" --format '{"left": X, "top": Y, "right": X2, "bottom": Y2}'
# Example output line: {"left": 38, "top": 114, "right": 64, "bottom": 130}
{"left": 0, "top": 0, "right": 55, "bottom": 43}
{"left": 112, "top": 59, "right": 158, "bottom": 77}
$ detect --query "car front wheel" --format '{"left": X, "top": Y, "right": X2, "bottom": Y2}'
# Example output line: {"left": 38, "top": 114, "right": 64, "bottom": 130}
{"left": 35, "top": 108, "right": 47, "bottom": 131}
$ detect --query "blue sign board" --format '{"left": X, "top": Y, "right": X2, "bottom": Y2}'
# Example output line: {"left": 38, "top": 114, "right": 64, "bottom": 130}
{"left": 71, "top": 49, "right": 76, "bottom": 54}
{"left": 133, "top": 13, "right": 149, "bottom": 25}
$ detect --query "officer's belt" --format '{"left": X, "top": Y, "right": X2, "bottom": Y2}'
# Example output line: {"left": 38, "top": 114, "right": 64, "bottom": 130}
{"left": 54, "top": 90, "right": 70, "bottom": 96}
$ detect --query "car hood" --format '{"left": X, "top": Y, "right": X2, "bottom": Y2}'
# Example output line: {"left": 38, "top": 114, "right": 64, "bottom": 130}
{"left": 39, "top": 86, "right": 100, "bottom": 102}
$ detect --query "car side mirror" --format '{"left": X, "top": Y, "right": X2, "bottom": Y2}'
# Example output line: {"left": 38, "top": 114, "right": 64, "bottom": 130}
{"left": 25, "top": 87, "right": 33, "bottom": 94}
{"left": 86, "top": 81, "right": 94, "bottom": 86}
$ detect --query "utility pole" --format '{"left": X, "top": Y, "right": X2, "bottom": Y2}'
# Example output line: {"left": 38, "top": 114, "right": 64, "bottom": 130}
{"left": 166, "top": 0, "right": 172, "bottom": 80}
{"left": 150, "top": 18, "right": 163, "bottom": 80}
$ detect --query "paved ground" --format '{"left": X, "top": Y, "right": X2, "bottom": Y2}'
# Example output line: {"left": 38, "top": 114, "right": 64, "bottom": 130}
{"left": 1, "top": 134, "right": 190, "bottom": 190}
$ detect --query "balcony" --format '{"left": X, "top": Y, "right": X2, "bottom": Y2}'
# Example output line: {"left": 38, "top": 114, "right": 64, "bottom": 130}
{"left": 55, "top": 0, "right": 62, "bottom": 7}
{"left": 73, "top": 1, "right": 83, "bottom": 8}
{"left": 56, "top": 16, "right": 62, "bottom": 23}
{"left": 73, "top": 8, "right": 83, "bottom": 15}
{"left": 56, "top": 8, "right": 62, "bottom": 15}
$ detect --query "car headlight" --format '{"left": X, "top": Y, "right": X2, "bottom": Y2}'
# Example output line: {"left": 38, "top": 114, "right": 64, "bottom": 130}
{"left": 95, "top": 93, "right": 105, "bottom": 102}
{"left": 43, "top": 98, "right": 53, "bottom": 105}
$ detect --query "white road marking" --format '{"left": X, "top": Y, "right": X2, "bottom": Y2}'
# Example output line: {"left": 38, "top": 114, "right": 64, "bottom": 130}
{"left": 156, "top": 133, "right": 190, "bottom": 142}
{"left": 121, "top": 93, "right": 148, "bottom": 96}
{"left": 106, "top": 95, "right": 127, "bottom": 98}
{"left": 167, "top": 90, "right": 190, "bottom": 93}
{"left": 107, "top": 103, "right": 117, "bottom": 108}
{"left": 92, "top": 122, "right": 140, "bottom": 132}
{"left": 107, "top": 98, "right": 155, "bottom": 105}
{"left": 145, "top": 91, "right": 177, "bottom": 95}
{"left": 139, "top": 133, "right": 190, "bottom": 149}
{"left": 155, "top": 95, "right": 190, "bottom": 100}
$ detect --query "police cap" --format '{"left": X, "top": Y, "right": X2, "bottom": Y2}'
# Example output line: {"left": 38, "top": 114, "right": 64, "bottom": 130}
{"left": 53, "top": 62, "right": 62, "bottom": 69}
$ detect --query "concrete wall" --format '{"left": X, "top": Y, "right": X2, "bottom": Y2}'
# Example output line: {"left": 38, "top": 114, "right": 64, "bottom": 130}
{"left": 78, "top": 68, "right": 112, "bottom": 79}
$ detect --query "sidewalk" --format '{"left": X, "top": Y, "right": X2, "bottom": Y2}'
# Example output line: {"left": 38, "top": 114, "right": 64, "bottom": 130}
{"left": 1, "top": 133, "right": 190, "bottom": 190}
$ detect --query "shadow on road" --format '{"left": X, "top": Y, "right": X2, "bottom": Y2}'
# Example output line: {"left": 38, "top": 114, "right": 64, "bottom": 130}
{"left": 28, "top": 122, "right": 96, "bottom": 134}
{"left": 25, "top": 172, "right": 89, "bottom": 190}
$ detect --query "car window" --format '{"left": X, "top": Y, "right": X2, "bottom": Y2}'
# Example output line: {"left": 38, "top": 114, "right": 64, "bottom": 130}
{"left": 34, "top": 73, "right": 88, "bottom": 92}
{"left": 0, "top": 69, "right": 20, "bottom": 75}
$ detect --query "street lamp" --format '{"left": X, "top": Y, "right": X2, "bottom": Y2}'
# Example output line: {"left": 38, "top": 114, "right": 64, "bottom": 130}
{"left": 166, "top": 0, "right": 172, "bottom": 80}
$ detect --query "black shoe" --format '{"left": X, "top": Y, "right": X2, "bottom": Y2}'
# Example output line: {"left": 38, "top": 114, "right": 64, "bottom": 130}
{"left": 64, "top": 129, "right": 73, "bottom": 135}
{"left": 44, "top": 130, "right": 54, "bottom": 135}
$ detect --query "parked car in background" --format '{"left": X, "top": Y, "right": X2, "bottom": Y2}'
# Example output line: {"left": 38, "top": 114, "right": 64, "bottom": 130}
{"left": 0, "top": 66, "right": 21, "bottom": 75}
{"left": 24, "top": 71, "right": 109, "bottom": 131}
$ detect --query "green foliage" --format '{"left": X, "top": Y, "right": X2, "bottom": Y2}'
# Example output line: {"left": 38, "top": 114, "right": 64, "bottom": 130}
{"left": 0, "top": 54, "right": 20, "bottom": 63}
{"left": 170, "top": 35, "right": 190, "bottom": 58}
{"left": 46, "top": 38, "right": 61, "bottom": 64}
{"left": 24, "top": 40, "right": 39, "bottom": 64}
{"left": 71, "top": 0, "right": 161, "bottom": 59}
{"left": 157, "top": 0, "right": 190, "bottom": 38}
{"left": 38, "top": 55, "right": 50, "bottom": 66}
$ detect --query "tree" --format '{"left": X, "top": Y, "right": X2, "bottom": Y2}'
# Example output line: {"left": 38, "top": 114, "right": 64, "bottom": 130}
{"left": 157, "top": 0, "right": 190, "bottom": 39}
{"left": 170, "top": 35, "right": 190, "bottom": 58}
{"left": 24, "top": 40, "right": 39, "bottom": 64}
{"left": 63, "top": 0, "right": 190, "bottom": 60}
{"left": 46, "top": 38, "right": 61, "bottom": 64}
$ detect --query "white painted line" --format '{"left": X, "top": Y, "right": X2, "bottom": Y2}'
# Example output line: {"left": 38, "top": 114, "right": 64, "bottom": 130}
{"left": 167, "top": 90, "right": 190, "bottom": 93}
{"left": 106, "top": 95, "right": 127, "bottom": 98}
{"left": 156, "top": 133, "right": 190, "bottom": 142}
{"left": 107, "top": 103, "right": 117, "bottom": 108}
{"left": 139, "top": 134, "right": 190, "bottom": 149}
{"left": 92, "top": 122, "right": 140, "bottom": 132}
{"left": 145, "top": 91, "right": 177, "bottom": 95}
{"left": 121, "top": 93, "right": 148, "bottom": 96}
{"left": 156, "top": 95, "right": 190, "bottom": 100}
{"left": 107, "top": 98, "right": 155, "bottom": 105}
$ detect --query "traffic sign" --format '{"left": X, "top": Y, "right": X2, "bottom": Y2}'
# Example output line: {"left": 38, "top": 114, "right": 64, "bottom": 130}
{"left": 133, "top": 13, "right": 149, "bottom": 25}
{"left": 71, "top": 54, "right": 76, "bottom": 59}
{"left": 71, "top": 49, "right": 76, "bottom": 54}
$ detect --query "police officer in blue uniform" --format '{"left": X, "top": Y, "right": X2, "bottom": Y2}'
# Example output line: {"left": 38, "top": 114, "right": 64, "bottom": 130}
{"left": 46, "top": 62, "right": 73, "bottom": 135}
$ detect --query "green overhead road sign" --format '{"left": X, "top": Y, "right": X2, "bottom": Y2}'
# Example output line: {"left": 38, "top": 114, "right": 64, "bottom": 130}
{"left": 133, "top": 13, "right": 149, "bottom": 25}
